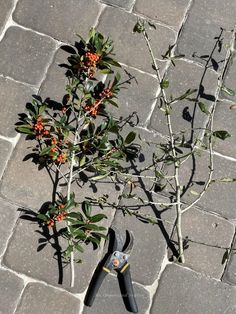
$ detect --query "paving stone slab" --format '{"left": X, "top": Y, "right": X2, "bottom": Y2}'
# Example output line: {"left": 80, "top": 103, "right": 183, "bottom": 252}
{"left": 0, "top": 198, "right": 19, "bottom": 256}
{"left": 0, "top": 268, "right": 24, "bottom": 314}
{"left": 176, "top": 152, "right": 236, "bottom": 219}
{"left": 213, "top": 100, "right": 236, "bottom": 158}
{"left": 134, "top": 0, "right": 190, "bottom": 29}
{"left": 220, "top": 53, "right": 236, "bottom": 102}
{"left": 13, "top": 0, "right": 102, "bottom": 43}
{"left": 176, "top": 0, "right": 236, "bottom": 69}
{"left": 0, "top": 0, "right": 14, "bottom": 33}
{"left": 223, "top": 236, "right": 236, "bottom": 286}
{"left": 0, "top": 76, "right": 35, "bottom": 137}
{"left": 151, "top": 264, "right": 236, "bottom": 314}
{"left": 3, "top": 218, "right": 105, "bottom": 293}
{"left": 149, "top": 60, "right": 218, "bottom": 141}
{"left": 107, "top": 65, "right": 158, "bottom": 125}
{"left": 39, "top": 48, "right": 69, "bottom": 103}
{"left": 0, "top": 26, "right": 56, "bottom": 86}
{"left": 0, "top": 139, "right": 12, "bottom": 180}
{"left": 83, "top": 275, "right": 150, "bottom": 314}
{"left": 0, "top": 137, "right": 52, "bottom": 210}
{"left": 111, "top": 187, "right": 175, "bottom": 286}
{"left": 170, "top": 208, "right": 234, "bottom": 279}
{"left": 100, "top": 0, "right": 135, "bottom": 10}
{"left": 97, "top": 6, "right": 176, "bottom": 73}
{"left": 15, "top": 282, "right": 80, "bottom": 314}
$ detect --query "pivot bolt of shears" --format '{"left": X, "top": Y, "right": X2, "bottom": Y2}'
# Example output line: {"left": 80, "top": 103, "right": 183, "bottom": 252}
{"left": 112, "top": 258, "right": 120, "bottom": 267}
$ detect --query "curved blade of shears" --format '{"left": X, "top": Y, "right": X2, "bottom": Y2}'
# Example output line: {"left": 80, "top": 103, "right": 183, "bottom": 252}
{"left": 122, "top": 230, "right": 134, "bottom": 255}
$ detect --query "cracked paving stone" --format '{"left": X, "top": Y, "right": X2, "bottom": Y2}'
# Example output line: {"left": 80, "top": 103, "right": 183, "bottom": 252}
{"left": 15, "top": 282, "right": 80, "bottom": 314}
{"left": 83, "top": 275, "right": 150, "bottom": 314}
{"left": 0, "top": 139, "right": 12, "bottom": 180}
{"left": 149, "top": 60, "right": 218, "bottom": 142}
{"left": 0, "top": 26, "right": 56, "bottom": 86}
{"left": 110, "top": 187, "right": 175, "bottom": 286}
{"left": 151, "top": 264, "right": 236, "bottom": 314}
{"left": 0, "top": 198, "right": 19, "bottom": 256}
{"left": 0, "top": 268, "right": 24, "bottom": 314}
{"left": 176, "top": 0, "right": 236, "bottom": 69}
{"left": 170, "top": 208, "right": 234, "bottom": 279}
{"left": 13, "top": 0, "right": 102, "bottom": 43}
{"left": 2, "top": 214, "right": 105, "bottom": 293}
{"left": 97, "top": 6, "right": 176, "bottom": 73}
{"left": 0, "top": 76, "right": 36, "bottom": 137}
{"left": 134, "top": 0, "right": 190, "bottom": 29}
{"left": 0, "top": 137, "right": 52, "bottom": 210}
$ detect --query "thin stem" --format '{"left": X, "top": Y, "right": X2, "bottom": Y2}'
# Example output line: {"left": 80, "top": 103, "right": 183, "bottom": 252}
{"left": 143, "top": 29, "right": 184, "bottom": 262}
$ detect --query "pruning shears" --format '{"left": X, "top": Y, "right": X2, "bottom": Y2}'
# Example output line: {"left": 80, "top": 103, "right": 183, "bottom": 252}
{"left": 84, "top": 227, "right": 138, "bottom": 313}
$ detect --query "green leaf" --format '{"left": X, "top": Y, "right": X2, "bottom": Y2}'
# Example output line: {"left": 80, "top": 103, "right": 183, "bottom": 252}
{"left": 37, "top": 214, "right": 48, "bottom": 221}
{"left": 211, "top": 177, "right": 236, "bottom": 183}
{"left": 16, "top": 126, "right": 34, "bottom": 135}
{"left": 74, "top": 242, "right": 84, "bottom": 253}
{"left": 160, "top": 80, "right": 169, "bottom": 89}
{"left": 125, "top": 131, "right": 136, "bottom": 144}
{"left": 221, "top": 85, "right": 236, "bottom": 97}
{"left": 82, "top": 201, "right": 92, "bottom": 218}
{"left": 198, "top": 102, "right": 209, "bottom": 114}
{"left": 39, "top": 146, "right": 52, "bottom": 156}
{"left": 190, "top": 190, "right": 199, "bottom": 196}
{"left": 64, "top": 245, "right": 74, "bottom": 257}
{"left": 213, "top": 130, "right": 231, "bottom": 140}
{"left": 91, "top": 173, "right": 109, "bottom": 181}
{"left": 133, "top": 20, "right": 145, "bottom": 33}
{"left": 90, "top": 214, "right": 107, "bottom": 223}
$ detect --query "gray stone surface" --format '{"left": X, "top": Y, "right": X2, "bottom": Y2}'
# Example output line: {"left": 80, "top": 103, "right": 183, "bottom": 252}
{"left": 15, "top": 282, "right": 80, "bottom": 314}
{"left": 100, "top": 0, "right": 135, "bottom": 10}
{"left": 0, "top": 77, "right": 35, "bottom": 137}
{"left": 0, "top": 0, "right": 14, "bottom": 32}
{"left": 149, "top": 60, "right": 218, "bottom": 141}
{"left": 171, "top": 208, "right": 234, "bottom": 279}
{"left": 111, "top": 187, "right": 175, "bottom": 285}
{"left": 0, "top": 268, "right": 24, "bottom": 314}
{"left": 83, "top": 274, "right": 150, "bottom": 314}
{"left": 177, "top": 0, "right": 236, "bottom": 68}
{"left": 151, "top": 264, "right": 236, "bottom": 314}
{"left": 13, "top": 0, "right": 102, "bottom": 43}
{"left": 220, "top": 53, "right": 236, "bottom": 101}
{"left": 107, "top": 65, "right": 158, "bottom": 125}
{"left": 97, "top": 6, "right": 176, "bottom": 73}
{"left": 172, "top": 152, "right": 236, "bottom": 219}
{"left": 0, "top": 26, "right": 56, "bottom": 85}
{"left": 134, "top": 0, "right": 190, "bottom": 29}
{"left": 223, "top": 237, "right": 236, "bottom": 286}
{"left": 0, "top": 198, "right": 19, "bottom": 256}
{"left": 0, "top": 139, "right": 12, "bottom": 180}
{"left": 3, "top": 218, "right": 105, "bottom": 293}
{"left": 39, "top": 48, "right": 68, "bottom": 102}
{"left": 213, "top": 100, "right": 236, "bottom": 158}
{"left": 0, "top": 137, "right": 53, "bottom": 209}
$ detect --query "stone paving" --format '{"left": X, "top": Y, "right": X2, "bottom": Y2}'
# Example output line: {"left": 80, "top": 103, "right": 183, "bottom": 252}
{"left": 1, "top": 0, "right": 236, "bottom": 313}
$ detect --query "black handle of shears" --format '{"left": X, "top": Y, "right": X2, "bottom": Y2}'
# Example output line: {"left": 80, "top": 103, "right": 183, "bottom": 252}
{"left": 84, "top": 267, "right": 109, "bottom": 307}
{"left": 119, "top": 263, "right": 138, "bottom": 313}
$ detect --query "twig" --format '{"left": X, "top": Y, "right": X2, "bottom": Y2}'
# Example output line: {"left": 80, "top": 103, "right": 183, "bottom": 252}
{"left": 143, "top": 28, "right": 185, "bottom": 262}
